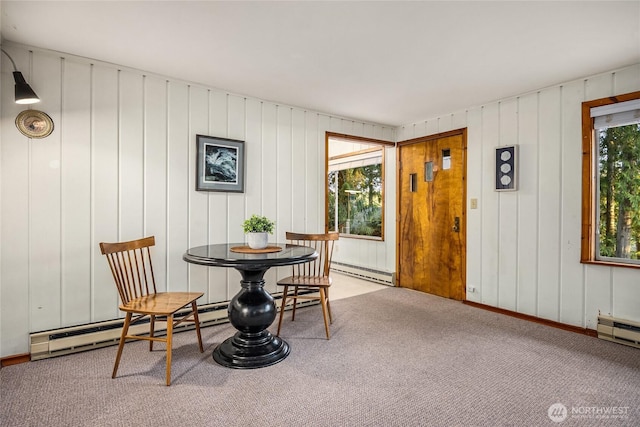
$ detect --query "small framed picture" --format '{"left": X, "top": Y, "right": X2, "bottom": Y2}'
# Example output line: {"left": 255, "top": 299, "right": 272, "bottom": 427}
{"left": 196, "top": 135, "right": 245, "bottom": 192}
{"left": 495, "top": 145, "right": 518, "bottom": 191}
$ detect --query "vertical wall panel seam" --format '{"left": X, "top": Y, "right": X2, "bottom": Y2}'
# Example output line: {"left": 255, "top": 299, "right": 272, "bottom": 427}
{"left": 304, "top": 110, "right": 308, "bottom": 231}
{"left": 557, "top": 85, "right": 564, "bottom": 322}
{"left": 290, "top": 108, "right": 294, "bottom": 231}
{"left": 479, "top": 106, "right": 484, "bottom": 303}
{"left": 534, "top": 91, "right": 540, "bottom": 317}
{"left": 59, "top": 56, "right": 65, "bottom": 325}
{"left": 142, "top": 75, "right": 147, "bottom": 236}
{"left": 186, "top": 85, "right": 191, "bottom": 291}
{"left": 260, "top": 102, "right": 264, "bottom": 214}
{"left": 164, "top": 80, "right": 170, "bottom": 288}
{"left": 515, "top": 97, "right": 520, "bottom": 311}
{"left": 289, "top": 111, "right": 295, "bottom": 221}
{"left": 89, "top": 64, "right": 95, "bottom": 322}
{"left": 535, "top": 92, "right": 541, "bottom": 316}
{"left": 496, "top": 102, "right": 501, "bottom": 306}
{"left": 242, "top": 97, "right": 247, "bottom": 222}
{"left": 116, "top": 70, "right": 121, "bottom": 241}
{"left": 609, "top": 267, "right": 614, "bottom": 316}
{"left": 225, "top": 93, "right": 230, "bottom": 246}
{"left": 465, "top": 110, "right": 470, "bottom": 295}
{"left": 207, "top": 90, "right": 211, "bottom": 245}
{"left": 243, "top": 97, "right": 248, "bottom": 220}
{"left": 582, "top": 78, "right": 589, "bottom": 327}
{"left": 319, "top": 114, "right": 324, "bottom": 232}
{"left": 275, "top": 105, "right": 279, "bottom": 239}
{"left": 225, "top": 93, "right": 230, "bottom": 300}
{"left": 206, "top": 90, "right": 211, "bottom": 299}
{"left": 27, "top": 50, "right": 33, "bottom": 332}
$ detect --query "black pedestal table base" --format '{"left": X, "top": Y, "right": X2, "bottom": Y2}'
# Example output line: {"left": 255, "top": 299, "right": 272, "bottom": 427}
{"left": 182, "top": 243, "right": 317, "bottom": 369}
{"left": 213, "top": 269, "right": 289, "bottom": 368}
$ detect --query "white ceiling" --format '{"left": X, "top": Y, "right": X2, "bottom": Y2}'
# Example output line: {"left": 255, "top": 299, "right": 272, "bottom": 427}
{"left": 2, "top": 1, "right": 639, "bottom": 126}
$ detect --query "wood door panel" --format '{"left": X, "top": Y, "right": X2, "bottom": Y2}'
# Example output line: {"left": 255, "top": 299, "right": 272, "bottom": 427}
{"left": 398, "top": 132, "right": 466, "bottom": 300}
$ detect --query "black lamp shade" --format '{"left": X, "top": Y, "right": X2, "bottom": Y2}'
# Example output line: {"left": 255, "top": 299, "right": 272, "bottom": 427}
{"left": 13, "top": 71, "right": 40, "bottom": 104}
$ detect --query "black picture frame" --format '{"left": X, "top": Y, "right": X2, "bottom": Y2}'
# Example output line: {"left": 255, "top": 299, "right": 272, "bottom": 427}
{"left": 196, "top": 135, "right": 245, "bottom": 192}
{"left": 495, "top": 145, "right": 518, "bottom": 191}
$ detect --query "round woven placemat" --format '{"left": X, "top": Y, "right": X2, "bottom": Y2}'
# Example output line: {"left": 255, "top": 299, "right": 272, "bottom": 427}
{"left": 230, "top": 245, "right": 283, "bottom": 254}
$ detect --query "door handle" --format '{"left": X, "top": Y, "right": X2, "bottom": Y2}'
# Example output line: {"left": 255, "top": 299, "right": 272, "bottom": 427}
{"left": 452, "top": 217, "right": 460, "bottom": 232}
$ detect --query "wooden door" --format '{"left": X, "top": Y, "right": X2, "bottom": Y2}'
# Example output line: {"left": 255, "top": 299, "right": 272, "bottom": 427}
{"left": 397, "top": 130, "right": 466, "bottom": 300}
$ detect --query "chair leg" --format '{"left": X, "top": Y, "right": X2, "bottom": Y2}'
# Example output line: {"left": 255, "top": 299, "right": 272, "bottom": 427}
{"left": 165, "top": 315, "right": 173, "bottom": 386}
{"left": 191, "top": 302, "right": 204, "bottom": 353}
{"left": 325, "top": 287, "right": 333, "bottom": 324}
{"left": 319, "top": 288, "right": 330, "bottom": 340}
{"left": 112, "top": 312, "right": 132, "bottom": 379}
{"left": 149, "top": 315, "right": 155, "bottom": 351}
{"left": 291, "top": 286, "right": 299, "bottom": 321}
{"left": 276, "top": 285, "right": 288, "bottom": 336}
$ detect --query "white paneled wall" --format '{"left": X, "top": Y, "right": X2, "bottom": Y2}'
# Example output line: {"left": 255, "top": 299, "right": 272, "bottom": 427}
{"left": 0, "top": 44, "right": 395, "bottom": 357}
{"left": 397, "top": 63, "right": 640, "bottom": 330}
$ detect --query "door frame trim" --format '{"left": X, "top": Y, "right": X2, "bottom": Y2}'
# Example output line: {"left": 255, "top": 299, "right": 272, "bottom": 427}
{"left": 396, "top": 128, "right": 468, "bottom": 297}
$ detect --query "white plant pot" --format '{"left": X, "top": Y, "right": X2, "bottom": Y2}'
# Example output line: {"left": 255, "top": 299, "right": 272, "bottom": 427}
{"left": 246, "top": 232, "right": 269, "bottom": 249}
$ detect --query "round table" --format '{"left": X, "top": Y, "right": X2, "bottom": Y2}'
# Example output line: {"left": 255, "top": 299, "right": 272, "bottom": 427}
{"left": 183, "top": 243, "right": 317, "bottom": 369}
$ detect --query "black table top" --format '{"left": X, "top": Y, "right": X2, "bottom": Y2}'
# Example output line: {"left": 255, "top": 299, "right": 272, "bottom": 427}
{"left": 182, "top": 243, "right": 318, "bottom": 270}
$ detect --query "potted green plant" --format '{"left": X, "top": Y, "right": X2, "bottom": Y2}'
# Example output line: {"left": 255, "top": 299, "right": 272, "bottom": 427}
{"left": 242, "top": 214, "right": 275, "bottom": 249}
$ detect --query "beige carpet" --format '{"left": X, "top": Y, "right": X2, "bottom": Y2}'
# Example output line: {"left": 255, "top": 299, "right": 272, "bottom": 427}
{"left": 2, "top": 287, "right": 639, "bottom": 426}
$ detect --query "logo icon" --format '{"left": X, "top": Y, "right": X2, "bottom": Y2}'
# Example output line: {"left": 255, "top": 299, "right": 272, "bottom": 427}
{"left": 548, "top": 403, "right": 568, "bottom": 423}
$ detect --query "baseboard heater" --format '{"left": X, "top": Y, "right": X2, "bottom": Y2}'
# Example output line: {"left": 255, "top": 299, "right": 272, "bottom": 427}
{"left": 30, "top": 292, "right": 317, "bottom": 361}
{"left": 331, "top": 262, "right": 394, "bottom": 285}
{"left": 597, "top": 314, "right": 640, "bottom": 349}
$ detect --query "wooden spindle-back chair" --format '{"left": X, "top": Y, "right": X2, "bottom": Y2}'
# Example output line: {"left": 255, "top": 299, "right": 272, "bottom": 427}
{"left": 100, "top": 236, "right": 204, "bottom": 386}
{"left": 276, "top": 232, "right": 339, "bottom": 339}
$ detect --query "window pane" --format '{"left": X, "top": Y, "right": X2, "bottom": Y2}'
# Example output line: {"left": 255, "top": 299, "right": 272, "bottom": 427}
{"left": 327, "top": 136, "right": 386, "bottom": 240}
{"left": 330, "top": 164, "right": 382, "bottom": 237}
{"left": 328, "top": 171, "right": 338, "bottom": 232}
{"left": 597, "top": 123, "right": 640, "bottom": 260}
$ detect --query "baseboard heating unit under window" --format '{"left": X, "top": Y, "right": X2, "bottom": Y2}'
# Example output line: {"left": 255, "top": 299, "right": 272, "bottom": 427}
{"left": 597, "top": 314, "right": 640, "bottom": 349}
{"left": 30, "top": 293, "right": 317, "bottom": 361}
{"left": 331, "top": 262, "right": 394, "bottom": 285}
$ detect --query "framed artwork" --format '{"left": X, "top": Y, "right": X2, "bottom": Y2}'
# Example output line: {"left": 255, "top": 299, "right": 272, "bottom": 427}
{"left": 495, "top": 145, "right": 518, "bottom": 191}
{"left": 196, "top": 135, "right": 245, "bottom": 192}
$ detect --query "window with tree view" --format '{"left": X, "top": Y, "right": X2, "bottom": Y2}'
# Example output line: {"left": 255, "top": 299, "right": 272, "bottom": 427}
{"left": 582, "top": 93, "right": 640, "bottom": 266}
{"left": 328, "top": 147, "right": 384, "bottom": 238}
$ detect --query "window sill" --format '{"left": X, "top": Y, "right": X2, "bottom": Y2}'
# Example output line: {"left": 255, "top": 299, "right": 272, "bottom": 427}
{"left": 338, "top": 233, "right": 383, "bottom": 242}
{"left": 581, "top": 260, "right": 640, "bottom": 270}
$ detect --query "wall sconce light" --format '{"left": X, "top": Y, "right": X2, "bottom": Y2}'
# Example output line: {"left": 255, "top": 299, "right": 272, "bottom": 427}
{"left": 1, "top": 48, "right": 40, "bottom": 104}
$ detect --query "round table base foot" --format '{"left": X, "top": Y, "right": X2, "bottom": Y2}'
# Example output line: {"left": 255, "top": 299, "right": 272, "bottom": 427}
{"left": 213, "top": 331, "right": 290, "bottom": 369}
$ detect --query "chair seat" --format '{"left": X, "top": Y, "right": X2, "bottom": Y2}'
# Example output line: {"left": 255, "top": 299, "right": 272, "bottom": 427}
{"left": 120, "top": 292, "right": 204, "bottom": 315}
{"left": 277, "top": 276, "right": 331, "bottom": 288}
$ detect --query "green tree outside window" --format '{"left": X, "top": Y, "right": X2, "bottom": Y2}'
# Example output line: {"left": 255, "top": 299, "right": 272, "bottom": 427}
{"left": 597, "top": 123, "right": 640, "bottom": 260}
{"left": 328, "top": 164, "right": 382, "bottom": 237}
